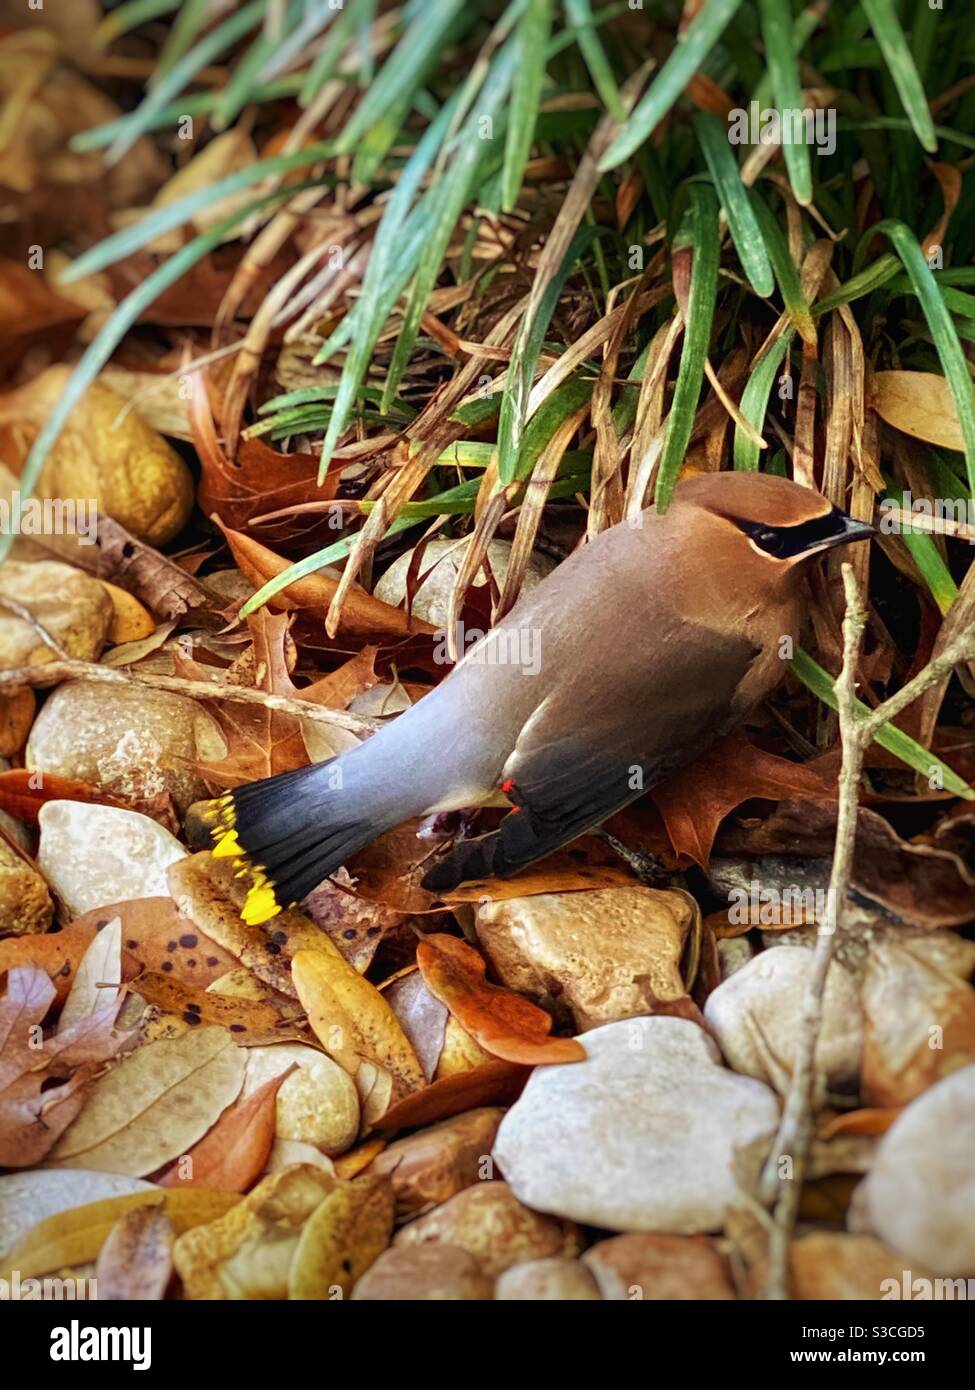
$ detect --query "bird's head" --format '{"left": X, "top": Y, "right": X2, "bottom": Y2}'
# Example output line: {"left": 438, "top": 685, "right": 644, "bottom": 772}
{"left": 673, "top": 471, "right": 874, "bottom": 566}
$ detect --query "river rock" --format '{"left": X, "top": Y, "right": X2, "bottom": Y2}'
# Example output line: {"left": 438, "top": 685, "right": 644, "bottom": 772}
{"left": 351, "top": 1244, "right": 492, "bottom": 1300}
{"left": 583, "top": 1233, "right": 736, "bottom": 1300}
{"left": 37, "top": 801, "right": 186, "bottom": 918}
{"left": 371, "top": 1108, "right": 504, "bottom": 1215}
{"left": 241, "top": 1044, "right": 360, "bottom": 1156}
{"left": 493, "top": 1016, "right": 779, "bottom": 1232}
{"left": 495, "top": 1257, "right": 601, "bottom": 1300}
{"left": 704, "top": 946, "right": 862, "bottom": 1096}
{"left": 392, "top": 1180, "right": 581, "bottom": 1278}
{"left": 27, "top": 681, "right": 225, "bottom": 814}
{"left": 0, "top": 836, "right": 53, "bottom": 934}
{"left": 475, "top": 886, "right": 692, "bottom": 1031}
{"left": 0, "top": 559, "right": 112, "bottom": 668}
{"left": 850, "top": 1063, "right": 975, "bottom": 1275}
{"left": 373, "top": 538, "right": 554, "bottom": 628}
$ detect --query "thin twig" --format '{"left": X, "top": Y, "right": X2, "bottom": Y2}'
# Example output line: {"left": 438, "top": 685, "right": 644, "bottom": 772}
{"left": 760, "top": 564, "right": 867, "bottom": 1298}
{"left": 0, "top": 658, "right": 380, "bottom": 735}
{"left": 759, "top": 565, "right": 975, "bottom": 1298}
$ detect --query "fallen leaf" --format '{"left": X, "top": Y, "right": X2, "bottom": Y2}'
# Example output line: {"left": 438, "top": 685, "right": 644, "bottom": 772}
{"left": 292, "top": 947, "right": 425, "bottom": 1098}
{"left": 372, "top": 1059, "right": 529, "bottom": 1134}
{"left": 99, "top": 581, "right": 157, "bottom": 643}
{"left": 132, "top": 971, "right": 299, "bottom": 1046}
{"left": 220, "top": 522, "right": 434, "bottom": 638}
{"left": 415, "top": 934, "right": 586, "bottom": 1066}
{"left": 652, "top": 731, "right": 835, "bottom": 868}
{"left": 69, "top": 514, "right": 211, "bottom": 621}
{"left": 57, "top": 915, "right": 121, "bottom": 1035}
{"left": 1, "top": 1189, "right": 239, "bottom": 1281}
{"left": 172, "top": 1164, "right": 335, "bottom": 1300}
{"left": 0, "top": 965, "right": 125, "bottom": 1167}
{"left": 289, "top": 1173, "right": 394, "bottom": 1299}
{"left": 73, "top": 896, "right": 240, "bottom": 990}
{"left": 0, "top": 769, "right": 118, "bottom": 826}
{"left": 0, "top": 1169, "right": 153, "bottom": 1264}
{"left": 0, "top": 688, "right": 35, "bottom": 757}
{"left": 432, "top": 834, "right": 634, "bottom": 902}
{"left": 0, "top": 257, "right": 84, "bottom": 371}
{"left": 818, "top": 1108, "right": 902, "bottom": 1140}
{"left": 49, "top": 1026, "right": 246, "bottom": 1176}
{"left": 167, "top": 853, "right": 339, "bottom": 998}
{"left": 716, "top": 797, "right": 975, "bottom": 928}
{"left": 157, "top": 1070, "right": 292, "bottom": 1192}
{"left": 95, "top": 1201, "right": 173, "bottom": 1301}
{"left": 872, "top": 370, "right": 965, "bottom": 453}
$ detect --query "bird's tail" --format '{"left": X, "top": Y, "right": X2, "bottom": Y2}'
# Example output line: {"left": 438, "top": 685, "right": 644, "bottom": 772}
{"left": 206, "top": 757, "right": 403, "bottom": 925}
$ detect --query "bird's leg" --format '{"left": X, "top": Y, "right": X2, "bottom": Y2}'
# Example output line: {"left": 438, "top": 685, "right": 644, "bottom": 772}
{"left": 595, "top": 829, "right": 676, "bottom": 888}
{"left": 416, "top": 808, "right": 482, "bottom": 841}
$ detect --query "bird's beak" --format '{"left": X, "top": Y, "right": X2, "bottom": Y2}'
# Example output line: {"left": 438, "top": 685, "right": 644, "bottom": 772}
{"left": 800, "top": 508, "right": 875, "bottom": 556}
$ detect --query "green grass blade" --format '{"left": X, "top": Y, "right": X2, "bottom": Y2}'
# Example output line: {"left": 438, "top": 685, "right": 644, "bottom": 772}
{"left": 756, "top": 0, "right": 812, "bottom": 205}
{"left": 694, "top": 112, "right": 774, "bottom": 296}
{"left": 872, "top": 219, "right": 975, "bottom": 494}
{"left": 298, "top": 0, "right": 366, "bottom": 106}
{"left": 598, "top": 0, "right": 744, "bottom": 172}
{"left": 501, "top": 0, "right": 553, "bottom": 212}
{"left": 884, "top": 489, "right": 959, "bottom": 616}
{"left": 315, "top": 92, "right": 463, "bottom": 478}
{"left": 104, "top": 1, "right": 265, "bottom": 163}
{"left": 734, "top": 329, "right": 794, "bottom": 469}
{"left": 790, "top": 648, "right": 972, "bottom": 797}
{"left": 812, "top": 254, "right": 901, "bottom": 315}
{"left": 751, "top": 193, "right": 816, "bottom": 344}
{"left": 861, "top": 0, "right": 937, "bottom": 152}
{"left": 333, "top": 0, "right": 468, "bottom": 155}
{"left": 496, "top": 224, "right": 605, "bottom": 486}
{"left": 564, "top": 0, "right": 625, "bottom": 120}
{"left": 95, "top": 0, "right": 180, "bottom": 45}
{"left": 655, "top": 185, "right": 720, "bottom": 511}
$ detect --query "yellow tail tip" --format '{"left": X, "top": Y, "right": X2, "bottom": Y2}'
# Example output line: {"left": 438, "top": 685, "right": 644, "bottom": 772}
{"left": 242, "top": 882, "right": 281, "bottom": 925}
{"left": 212, "top": 829, "right": 242, "bottom": 860}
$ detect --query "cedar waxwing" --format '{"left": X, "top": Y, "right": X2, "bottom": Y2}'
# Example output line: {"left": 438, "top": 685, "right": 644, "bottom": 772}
{"left": 210, "top": 471, "right": 873, "bottom": 922}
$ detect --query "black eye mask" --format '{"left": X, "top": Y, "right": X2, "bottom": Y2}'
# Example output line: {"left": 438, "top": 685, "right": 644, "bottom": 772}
{"left": 733, "top": 508, "right": 871, "bottom": 559}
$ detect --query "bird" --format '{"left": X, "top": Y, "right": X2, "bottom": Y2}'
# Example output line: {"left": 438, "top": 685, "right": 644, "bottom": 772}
{"left": 208, "top": 471, "right": 873, "bottom": 923}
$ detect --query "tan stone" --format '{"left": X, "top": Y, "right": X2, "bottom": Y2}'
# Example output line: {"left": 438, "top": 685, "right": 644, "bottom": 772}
{"left": 475, "top": 886, "right": 693, "bottom": 1031}
{"left": 371, "top": 1108, "right": 504, "bottom": 1215}
{"left": 0, "top": 836, "right": 53, "bottom": 934}
{"left": 861, "top": 940, "right": 975, "bottom": 1106}
{"left": 392, "top": 1180, "right": 581, "bottom": 1279}
{"left": 27, "top": 680, "right": 226, "bottom": 814}
{"left": 0, "top": 367, "right": 193, "bottom": 546}
{"left": 583, "top": 1233, "right": 735, "bottom": 1300}
{"left": 495, "top": 1257, "right": 601, "bottom": 1300}
{"left": 781, "top": 1232, "right": 935, "bottom": 1301}
{"left": 352, "top": 1244, "right": 492, "bottom": 1300}
{"left": 0, "top": 559, "right": 112, "bottom": 668}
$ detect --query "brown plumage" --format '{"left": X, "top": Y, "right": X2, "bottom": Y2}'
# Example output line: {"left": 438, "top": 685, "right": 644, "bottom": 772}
{"left": 210, "top": 471, "right": 872, "bottom": 922}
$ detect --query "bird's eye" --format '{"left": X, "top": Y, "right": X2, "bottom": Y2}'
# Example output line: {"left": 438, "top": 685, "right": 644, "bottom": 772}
{"left": 755, "top": 528, "right": 776, "bottom": 546}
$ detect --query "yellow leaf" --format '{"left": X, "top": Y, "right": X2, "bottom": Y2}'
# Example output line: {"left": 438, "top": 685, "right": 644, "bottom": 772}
{"left": 288, "top": 1173, "right": 394, "bottom": 1299}
{"left": 172, "top": 1165, "right": 335, "bottom": 1300}
{"left": 292, "top": 948, "right": 425, "bottom": 1096}
{"left": 872, "top": 371, "right": 965, "bottom": 452}
{"left": 2, "top": 1190, "right": 239, "bottom": 1281}
{"left": 99, "top": 581, "right": 156, "bottom": 643}
{"left": 49, "top": 1026, "right": 246, "bottom": 1175}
